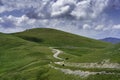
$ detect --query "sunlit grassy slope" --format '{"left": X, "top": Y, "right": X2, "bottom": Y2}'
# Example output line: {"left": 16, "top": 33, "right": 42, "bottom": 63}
{"left": 12, "top": 28, "right": 110, "bottom": 48}
{"left": 13, "top": 28, "right": 117, "bottom": 63}
{"left": 0, "top": 28, "right": 120, "bottom": 80}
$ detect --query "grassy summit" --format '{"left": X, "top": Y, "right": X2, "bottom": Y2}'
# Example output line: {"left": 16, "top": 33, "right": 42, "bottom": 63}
{"left": 12, "top": 28, "right": 110, "bottom": 48}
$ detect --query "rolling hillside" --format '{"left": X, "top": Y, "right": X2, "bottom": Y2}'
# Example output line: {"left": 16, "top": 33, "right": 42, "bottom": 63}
{"left": 0, "top": 28, "right": 120, "bottom": 80}
{"left": 12, "top": 28, "right": 110, "bottom": 48}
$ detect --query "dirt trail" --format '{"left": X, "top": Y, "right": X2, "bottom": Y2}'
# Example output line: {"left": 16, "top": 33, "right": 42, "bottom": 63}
{"left": 50, "top": 48, "right": 120, "bottom": 77}
{"left": 52, "top": 48, "right": 63, "bottom": 60}
{"left": 49, "top": 64, "right": 116, "bottom": 78}
{"left": 54, "top": 61, "right": 120, "bottom": 69}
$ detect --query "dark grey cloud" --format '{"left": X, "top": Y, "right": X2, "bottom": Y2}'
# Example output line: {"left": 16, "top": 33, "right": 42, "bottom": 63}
{"left": 0, "top": 0, "right": 3, "bottom": 6}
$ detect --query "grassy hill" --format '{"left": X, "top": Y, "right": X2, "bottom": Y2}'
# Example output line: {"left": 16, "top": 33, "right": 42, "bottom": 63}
{"left": 12, "top": 28, "right": 110, "bottom": 48}
{"left": 12, "top": 28, "right": 115, "bottom": 62}
{"left": 0, "top": 28, "right": 120, "bottom": 80}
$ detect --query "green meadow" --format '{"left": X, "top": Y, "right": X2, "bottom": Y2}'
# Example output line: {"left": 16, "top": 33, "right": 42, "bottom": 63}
{"left": 0, "top": 28, "right": 120, "bottom": 80}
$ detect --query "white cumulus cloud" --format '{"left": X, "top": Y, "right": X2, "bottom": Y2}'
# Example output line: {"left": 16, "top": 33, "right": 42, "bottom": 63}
{"left": 83, "top": 24, "right": 91, "bottom": 30}
{"left": 112, "top": 24, "right": 120, "bottom": 29}
{"left": 95, "top": 25, "right": 104, "bottom": 30}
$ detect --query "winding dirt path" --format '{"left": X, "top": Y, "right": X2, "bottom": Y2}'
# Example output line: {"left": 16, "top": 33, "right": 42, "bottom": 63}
{"left": 52, "top": 48, "right": 63, "bottom": 60}
{"left": 50, "top": 48, "right": 120, "bottom": 77}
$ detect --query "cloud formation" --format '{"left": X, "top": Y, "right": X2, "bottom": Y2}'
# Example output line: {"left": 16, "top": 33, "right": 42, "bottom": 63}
{"left": 113, "top": 25, "right": 120, "bottom": 29}
{"left": 51, "top": 0, "right": 75, "bottom": 17}
{"left": 0, "top": 0, "right": 120, "bottom": 38}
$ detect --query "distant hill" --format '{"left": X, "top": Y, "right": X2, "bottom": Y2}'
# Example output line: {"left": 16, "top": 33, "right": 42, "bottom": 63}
{"left": 100, "top": 37, "right": 120, "bottom": 44}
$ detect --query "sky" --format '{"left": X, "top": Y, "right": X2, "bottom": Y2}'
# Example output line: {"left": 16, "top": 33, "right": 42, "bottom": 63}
{"left": 0, "top": 0, "right": 120, "bottom": 39}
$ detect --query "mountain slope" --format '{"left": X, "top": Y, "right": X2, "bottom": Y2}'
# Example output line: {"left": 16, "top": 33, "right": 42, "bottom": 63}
{"left": 100, "top": 37, "right": 120, "bottom": 44}
{"left": 12, "top": 28, "right": 110, "bottom": 48}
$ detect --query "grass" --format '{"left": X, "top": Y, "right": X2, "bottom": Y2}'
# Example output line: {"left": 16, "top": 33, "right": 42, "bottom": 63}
{"left": 0, "top": 28, "right": 120, "bottom": 80}
{"left": 0, "top": 33, "right": 54, "bottom": 80}
{"left": 12, "top": 28, "right": 111, "bottom": 48}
